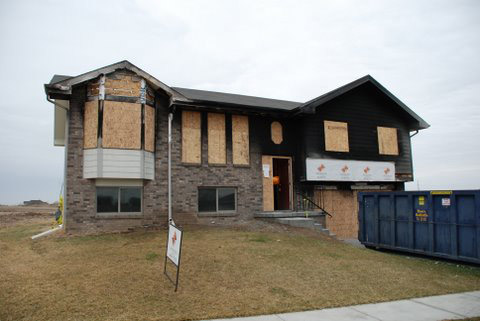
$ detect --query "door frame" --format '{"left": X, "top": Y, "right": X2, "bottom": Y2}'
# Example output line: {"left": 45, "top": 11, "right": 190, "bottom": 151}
{"left": 262, "top": 155, "right": 293, "bottom": 211}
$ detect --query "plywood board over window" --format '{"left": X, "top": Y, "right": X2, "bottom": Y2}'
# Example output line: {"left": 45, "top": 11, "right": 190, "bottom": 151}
{"left": 83, "top": 100, "right": 98, "bottom": 149}
{"left": 182, "top": 110, "right": 201, "bottom": 164}
{"left": 378, "top": 126, "right": 399, "bottom": 155}
{"left": 232, "top": 115, "right": 249, "bottom": 165}
{"left": 144, "top": 106, "right": 155, "bottom": 152}
{"left": 271, "top": 121, "right": 283, "bottom": 144}
{"left": 324, "top": 120, "right": 349, "bottom": 152}
{"left": 208, "top": 113, "right": 226, "bottom": 164}
{"left": 102, "top": 101, "right": 141, "bottom": 149}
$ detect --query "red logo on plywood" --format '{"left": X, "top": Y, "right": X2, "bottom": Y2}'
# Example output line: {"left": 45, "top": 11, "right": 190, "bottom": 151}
{"left": 341, "top": 165, "right": 349, "bottom": 173}
{"left": 317, "top": 164, "right": 326, "bottom": 172}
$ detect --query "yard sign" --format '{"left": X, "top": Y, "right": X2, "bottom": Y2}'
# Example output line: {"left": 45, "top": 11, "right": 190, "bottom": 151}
{"left": 164, "top": 223, "right": 183, "bottom": 292}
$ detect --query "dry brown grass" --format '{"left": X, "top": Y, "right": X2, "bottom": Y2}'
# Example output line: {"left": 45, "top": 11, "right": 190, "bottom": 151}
{"left": 0, "top": 205, "right": 56, "bottom": 228}
{"left": 0, "top": 210, "right": 479, "bottom": 321}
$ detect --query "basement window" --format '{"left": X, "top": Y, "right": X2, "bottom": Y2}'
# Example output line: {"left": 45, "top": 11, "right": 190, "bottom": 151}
{"left": 97, "top": 187, "right": 142, "bottom": 213}
{"left": 198, "top": 187, "right": 236, "bottom": 213}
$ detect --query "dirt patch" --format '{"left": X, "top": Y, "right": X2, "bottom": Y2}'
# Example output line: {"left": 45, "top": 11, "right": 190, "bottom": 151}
{"left": 0, "top": 205, "right": 56, "bottom": 228}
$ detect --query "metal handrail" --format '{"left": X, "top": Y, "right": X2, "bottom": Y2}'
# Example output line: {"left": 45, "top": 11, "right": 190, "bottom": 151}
{"left": 296, "top": 191, "right": 333, "bottom": 217}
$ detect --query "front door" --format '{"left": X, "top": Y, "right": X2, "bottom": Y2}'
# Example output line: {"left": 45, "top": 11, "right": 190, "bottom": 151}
{"left": 262, "top": 155, "right": 292, "bottom": 211}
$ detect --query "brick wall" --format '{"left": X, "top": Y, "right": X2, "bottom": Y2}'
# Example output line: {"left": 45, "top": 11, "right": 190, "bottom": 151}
{"left": 65, "top": 86, "right": 98, "bottom": 233}
{"left": 65, "top": 86, "right": 264, "bottom": 234}
{"left": 141, "top": 106, "right": 265, "bottom": 227}
{"left": 65, "top": 86, "right": 145, "bottom": 233}
{"left": 168, "top": 109, "right": 263, "bottom": 221}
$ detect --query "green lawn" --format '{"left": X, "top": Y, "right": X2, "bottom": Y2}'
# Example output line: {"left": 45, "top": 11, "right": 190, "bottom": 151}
{"left": 1, "top": 215, "right": 479, "bottom": 321}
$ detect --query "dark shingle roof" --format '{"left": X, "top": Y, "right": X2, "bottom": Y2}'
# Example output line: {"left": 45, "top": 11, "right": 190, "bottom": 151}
{"left": 49, "top": 75, "right": 72, "bottom": 84}
{"left": 172, "top": 87, "right": 302, "bottom": 110}
{"left": 44, "top": 60, "right": 428, "bottom": 130}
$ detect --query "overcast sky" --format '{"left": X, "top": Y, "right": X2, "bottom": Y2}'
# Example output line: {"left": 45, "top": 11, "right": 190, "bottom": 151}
{"left": 0, "top": 0, "right": 479, "bottom": 204}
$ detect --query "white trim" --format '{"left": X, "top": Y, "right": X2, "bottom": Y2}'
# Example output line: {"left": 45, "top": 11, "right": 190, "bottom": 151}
{"left": 95, "top": 178, "right": 143, "bottom": 187}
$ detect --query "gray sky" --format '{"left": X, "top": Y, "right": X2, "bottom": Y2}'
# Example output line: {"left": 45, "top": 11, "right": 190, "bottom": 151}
{"left": 0, "top": 0, "right": 479, "bottom": 204}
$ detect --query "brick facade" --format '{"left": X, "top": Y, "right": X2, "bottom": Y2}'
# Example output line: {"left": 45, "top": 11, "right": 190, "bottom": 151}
{"left": 65, "top": 86, "right": 264, "bottom": 233}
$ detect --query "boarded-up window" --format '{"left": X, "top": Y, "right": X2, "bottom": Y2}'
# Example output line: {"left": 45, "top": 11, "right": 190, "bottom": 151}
{"left": 208, "top": 113, "right": 226, "bottom": 164}
{"left": 144, "top": 106, "right": 155, "bottom": 152}
{"left": 271, "top": 121, "right": 283, "bottom": 144}
{"left": 84, "top": 100, "right": 98, "bottom": 149}
{"left": 324, "top": 120, "right": 349, "bottom": 152}
{"left": 232, "top": 115, "right": 249, "bottom": 165}
{"left": 378, "top": 126, "right": 399, "bottom": 155}
{"left": 102, "top": 101, "right": 141, "bottom": 149}
{"left": 182, "top": 111, "right": 201, "bottom": 163}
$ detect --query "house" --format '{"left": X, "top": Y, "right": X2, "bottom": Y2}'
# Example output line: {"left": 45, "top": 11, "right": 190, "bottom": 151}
{"left": 44, "top": 61, "right": 428, "bottom": 238}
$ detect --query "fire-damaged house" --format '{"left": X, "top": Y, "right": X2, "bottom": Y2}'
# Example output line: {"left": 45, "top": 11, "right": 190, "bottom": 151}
{"left": 44, "top": 61, "right": 429, "bottom": 238}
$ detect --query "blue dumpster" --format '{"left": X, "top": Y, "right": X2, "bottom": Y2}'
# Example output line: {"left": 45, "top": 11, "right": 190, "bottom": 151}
{"left": 358, "top": 190, "right": 480, "bottom": 264}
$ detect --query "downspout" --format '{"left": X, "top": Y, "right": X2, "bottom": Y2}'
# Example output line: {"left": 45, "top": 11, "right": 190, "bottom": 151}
{"left": 167, "top": 104, "right": 177, "bottom": 225}
{"left": 409, "top": 129, "right": 419, "bottom": 190}
{"left": 46, "top": 95, "right": 69, "bottom": 230}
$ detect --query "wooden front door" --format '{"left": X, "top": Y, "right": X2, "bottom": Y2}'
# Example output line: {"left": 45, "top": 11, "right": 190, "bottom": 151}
{"left": 262, "top": 155, "right": 293, "bottom": 211}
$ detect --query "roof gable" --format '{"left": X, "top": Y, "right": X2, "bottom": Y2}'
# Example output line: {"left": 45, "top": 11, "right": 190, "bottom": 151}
{"left": 296, "top": 75, "right": 429, "bottom": 130}
{"left": 45, "top": 60, "right": 186, "bottom": 100}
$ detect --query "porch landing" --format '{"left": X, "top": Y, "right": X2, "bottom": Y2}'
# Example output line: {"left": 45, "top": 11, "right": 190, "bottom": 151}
{"left": 254, "top": 211, "right": 336, "bottom": 238}
{"left": 254, "top": 211, "right": 325, "bottom": 218}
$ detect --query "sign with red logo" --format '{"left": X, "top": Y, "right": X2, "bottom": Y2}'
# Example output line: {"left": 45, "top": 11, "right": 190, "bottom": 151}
{"left": 306, "top": 158, "right": 395, "bottom": 182}
{"left": 167, "top": 224, "right": 182, "bottom": 266}
{"left": 164, "top": 223, "right": 184, "bottom": 292}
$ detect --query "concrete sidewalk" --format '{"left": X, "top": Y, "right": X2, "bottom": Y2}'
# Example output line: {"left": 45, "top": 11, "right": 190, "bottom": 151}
{"left": 209, "top": 291, "right": 480, "bottom": 321}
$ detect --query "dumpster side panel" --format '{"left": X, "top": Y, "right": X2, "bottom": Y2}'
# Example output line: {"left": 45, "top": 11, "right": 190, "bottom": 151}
{"left": 456, "top": 194, "right": 476, "bottom": 258}
{"left": 358, "top": 190, "right": 480, "bottom": 264}
{"left": 433, "top": 195, "right": 451, "bottom": 255}
{"left": 395, "top": 195, "right": 410, "bottom": 249}
{"left": 379, "top": 195, "right": 392, "bottom": 246}
{"left": 364, "top": 195, "right": 376, "bottom": 243}
{"left": 413, "top": 194, "right": 429, "bottom": 252}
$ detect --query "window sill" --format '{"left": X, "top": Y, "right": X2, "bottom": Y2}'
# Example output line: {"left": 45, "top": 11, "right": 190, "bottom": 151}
{"left": 233, "top": 164, "right": 250, "bottom": 168}
{"left": 96, "top": 213, "right": 143, "bottom": 219}
{"left": 197, "top": 211, "right": 237, "bottom": 218}
{"left": 208, "top": 163, "right": 227, "bottom": 167}
{"left": 181, "top": 162, "right": 202, "bottom": 167}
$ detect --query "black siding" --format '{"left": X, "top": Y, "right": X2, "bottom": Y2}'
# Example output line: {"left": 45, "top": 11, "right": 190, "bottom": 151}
{"left": 298, "top": 82, "right": 413, "bottom": 181}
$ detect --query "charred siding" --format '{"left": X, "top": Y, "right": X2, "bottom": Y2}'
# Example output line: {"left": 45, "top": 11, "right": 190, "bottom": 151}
{"left": 299, "top": 83, "right": 413, "bottom": 180}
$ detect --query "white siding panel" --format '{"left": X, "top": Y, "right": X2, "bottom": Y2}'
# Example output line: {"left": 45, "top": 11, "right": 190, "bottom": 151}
{"left": 144, "top": 152, "right": 155, "bottom": 180}
{"left": 83, "top": 149, "right": 98, "bottom": 178}
{"left": 83, "top": 149, "right": 155, "bottom": 180}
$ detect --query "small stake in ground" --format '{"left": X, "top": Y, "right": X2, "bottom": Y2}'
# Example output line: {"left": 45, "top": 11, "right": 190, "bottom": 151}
{"left": 164, "top": 222, "right": 183, "bottom": 292}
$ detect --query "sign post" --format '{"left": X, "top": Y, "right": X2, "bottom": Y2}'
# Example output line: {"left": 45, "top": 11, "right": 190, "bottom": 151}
{"left": 164, "top": 223, "right": 183, "bottom": 292}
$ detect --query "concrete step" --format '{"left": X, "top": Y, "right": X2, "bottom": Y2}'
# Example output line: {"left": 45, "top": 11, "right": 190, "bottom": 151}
{"left": 270, "top": 217, "right": 335, "bottom": 238}
{"left": 254, "top": 211, "right": 325, "bottom": 218}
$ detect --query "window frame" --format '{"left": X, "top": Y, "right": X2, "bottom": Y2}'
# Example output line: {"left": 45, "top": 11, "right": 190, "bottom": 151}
{"left": 96, "top": 186, "right": 143, "bottom": 215}
{"left": 197, "top": 187, "right": 237, "bottom": 214}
